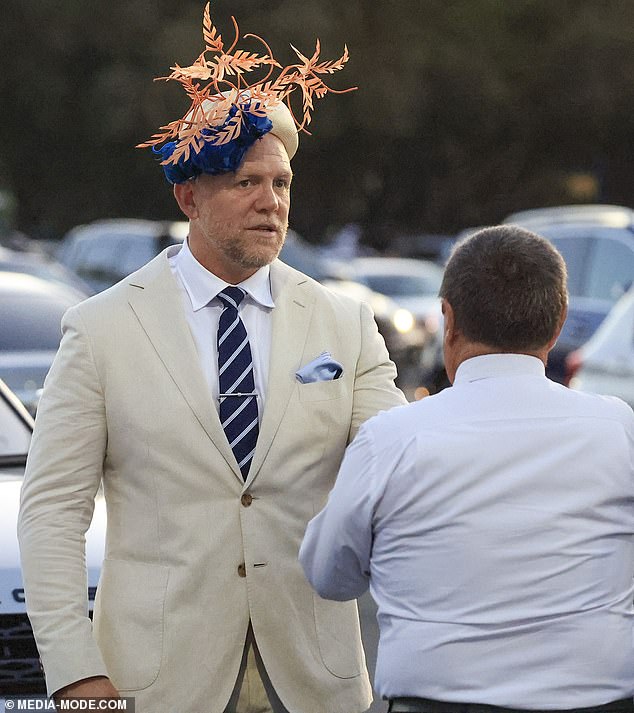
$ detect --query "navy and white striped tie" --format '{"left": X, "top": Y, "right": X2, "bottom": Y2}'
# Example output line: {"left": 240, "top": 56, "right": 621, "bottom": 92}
{"left": 217, "top": 287, "right": 259, "bottom": 479}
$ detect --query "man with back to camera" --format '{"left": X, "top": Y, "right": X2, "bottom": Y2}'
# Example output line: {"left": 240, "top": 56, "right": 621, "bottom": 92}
{"left": 300, "top": 225, "right": 634, "bottom": 713}
{"left": 17, "top": 5, "right": 407, "bottom": 712}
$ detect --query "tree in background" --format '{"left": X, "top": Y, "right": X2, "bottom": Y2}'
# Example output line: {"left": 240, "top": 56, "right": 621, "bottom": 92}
{"left": 1, "top": 0, "right": 633, "bottom": 248}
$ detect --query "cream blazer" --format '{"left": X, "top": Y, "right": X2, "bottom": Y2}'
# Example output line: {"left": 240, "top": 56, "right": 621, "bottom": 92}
{"left": 18, "top": 251, "right": 406, "bottom": 713}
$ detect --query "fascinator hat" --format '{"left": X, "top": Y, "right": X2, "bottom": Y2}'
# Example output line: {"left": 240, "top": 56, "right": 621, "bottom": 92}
{"left": 138, "top": 2, "right": 356, "bottom": 184}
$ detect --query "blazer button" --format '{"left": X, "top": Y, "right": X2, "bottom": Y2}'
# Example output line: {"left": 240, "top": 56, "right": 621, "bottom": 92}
{"left": 237, "top": 563, "right": 246, "bottom": 578}
{"left": 241, "top": 493, "right": 253, "bottom": 507}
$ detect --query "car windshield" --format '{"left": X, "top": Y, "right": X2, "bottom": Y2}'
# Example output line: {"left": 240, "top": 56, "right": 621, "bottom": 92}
{"left": 362, "top": 273, "right": 442, "bottom": 297}
{"left": 539, "top": 228, "right": 634, "bottom": 304}
{"left": 0, "top": 389, "right": 31, "bottom": 460}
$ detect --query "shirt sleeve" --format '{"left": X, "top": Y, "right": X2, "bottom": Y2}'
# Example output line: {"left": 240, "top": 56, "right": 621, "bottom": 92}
{"left": 299, "top": 422, "right": 381, "bottom": 600}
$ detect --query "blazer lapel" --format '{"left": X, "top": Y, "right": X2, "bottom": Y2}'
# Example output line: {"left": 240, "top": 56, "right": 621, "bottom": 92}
{"left": 126, "top": 250, "right": 243, "bottom": 481}
{"left": 246, "top": 261, "right": 315, "bottom": 485}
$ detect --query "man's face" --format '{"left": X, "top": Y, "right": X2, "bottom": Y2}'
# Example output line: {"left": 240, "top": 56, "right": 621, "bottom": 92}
{"left": 183, "top": 133, "right": 292, "bottom": 283}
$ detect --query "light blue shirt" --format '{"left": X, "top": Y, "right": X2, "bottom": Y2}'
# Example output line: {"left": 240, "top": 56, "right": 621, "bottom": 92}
{"left": 300, "top": 354, "right": 634, "bottom": 707}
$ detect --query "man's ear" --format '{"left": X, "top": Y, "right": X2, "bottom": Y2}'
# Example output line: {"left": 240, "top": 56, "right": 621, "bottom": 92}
{"left": 441, "top": 298, "right": 460, "bottom": 384}
{"left": 441, "top": 298, "right": 456, "bottom": 346}
{"left": 173, "top": 181, "right": 199, "bottom": 220}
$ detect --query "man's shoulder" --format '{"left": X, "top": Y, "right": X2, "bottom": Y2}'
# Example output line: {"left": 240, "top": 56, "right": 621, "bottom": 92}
{"left": 362, "top": 379, "right": 634, "bottom": 455}
{"left": 453, "top": 374, "right": 634, "bottom": 431}
{"left": 72, "top": 250, "right": 172, "bottom": 315}
{"left": 362, "top": 396, "right": 437, "bottom": 444}
{"left": 553, "top": 381, "right": 634, "bottom": 427}
{"left": 67, "top": 252, "right": 171, "bottom": 323}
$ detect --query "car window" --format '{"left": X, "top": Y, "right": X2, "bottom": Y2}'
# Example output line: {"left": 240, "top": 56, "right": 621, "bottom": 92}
{"left": 0, "top": 390, "right": 31, "bottom": 457}
{"left": 586, "top": 238, "right": 634, "bottom": 303}
{"left": 73, "top": 234, "right": 119, "bottom": 272}
{"left": 70, "top": 233, "right": 158, "bottom": 284}
{"left": 0, "top": 295, "right": 68, "bottom": 350}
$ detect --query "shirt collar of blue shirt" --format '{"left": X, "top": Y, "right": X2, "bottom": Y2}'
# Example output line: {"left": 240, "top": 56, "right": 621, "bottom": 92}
{"left": 454, "top": 353, "right": 546, "bottom": 384}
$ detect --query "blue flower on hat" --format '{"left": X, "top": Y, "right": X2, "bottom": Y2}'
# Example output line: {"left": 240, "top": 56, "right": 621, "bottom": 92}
{"left": 153, "top": 104, "right": 273, "bottom": 184}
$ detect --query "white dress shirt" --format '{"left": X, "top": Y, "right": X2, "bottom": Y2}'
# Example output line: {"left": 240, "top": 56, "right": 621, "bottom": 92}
{"left": 168, "top": 240, "right": 274, "bottom": 417}
{"left": 300, "top": 354, "right": 634, "bottom": 708}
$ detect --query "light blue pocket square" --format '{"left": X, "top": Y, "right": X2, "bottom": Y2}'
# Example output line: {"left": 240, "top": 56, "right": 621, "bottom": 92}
{"left": 296, "top": 351, "right": 343, "bottom": 384}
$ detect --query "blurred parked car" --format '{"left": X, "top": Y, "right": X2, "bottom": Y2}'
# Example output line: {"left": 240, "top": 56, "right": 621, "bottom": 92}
{"left": 0, "top": 378, "right": 106, "bottom": 694}
{"left": 566, "top": 287, "right": 634, "bottom": 407}
{"left": 0, "top": 245, "right": 93, "bottom": 295}
{"left": 0, "top": 271, "right": 89, "bottom": 414}
{"left": 281, "top": 234, "right": 426, "bottom": 382}
{"left": 279, "top": 230, "right": 332, "bottom": 281}
{"left": 58, "top": 219, "right": 188, "bottom": 293}
{"left": 322, "top": 278, "right": 426, "bottom": 385}
{"left": 419, "top": 205, "right": 634, "bottom": 394}
{"left": 504, "top": 204, "right": 634, "bottom": 383}
{"left": 345, "top": 257, "right": 444, "bottom": 335}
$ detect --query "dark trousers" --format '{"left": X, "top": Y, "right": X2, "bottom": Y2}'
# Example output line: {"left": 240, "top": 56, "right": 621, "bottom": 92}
{"left": 387, "top": 697, "right": 634, "bottom": 713}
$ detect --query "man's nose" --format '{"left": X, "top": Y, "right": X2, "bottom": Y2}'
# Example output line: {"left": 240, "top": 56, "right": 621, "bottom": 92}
{"left": 254, "top": 183, "right": 280, "bottom": 212}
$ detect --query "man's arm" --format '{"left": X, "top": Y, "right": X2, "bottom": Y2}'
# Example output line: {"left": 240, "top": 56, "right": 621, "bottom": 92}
{"left": 299, "top": 424, "right": 379, "bottom": 600}
{"left": 17, "top": 305, "right": 111, "bottom": 696}
{"left": 300, "top": 300, "right": 404, "bottom": 598}
{"left": 350, "top": 301, "right": 407, "bottom": 440}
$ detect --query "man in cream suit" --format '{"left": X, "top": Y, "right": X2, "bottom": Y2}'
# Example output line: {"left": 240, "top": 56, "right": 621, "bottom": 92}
{"left": 18, "top": 10, "right": 406, "bottom": 713}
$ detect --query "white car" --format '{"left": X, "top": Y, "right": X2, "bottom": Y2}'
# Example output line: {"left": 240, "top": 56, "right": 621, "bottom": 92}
{"left": 0, "top": 379, "right": 106, "bottom": 695}
{"left": 568, "top": 287, "right": 634, "bottom": 408}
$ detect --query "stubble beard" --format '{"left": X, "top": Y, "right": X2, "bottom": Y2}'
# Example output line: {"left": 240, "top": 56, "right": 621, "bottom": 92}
{"left": 221, "top": 222, "right": 289, "bottom": 271}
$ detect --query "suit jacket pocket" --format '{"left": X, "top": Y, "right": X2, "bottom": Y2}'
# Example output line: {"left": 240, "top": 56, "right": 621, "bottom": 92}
{"left": 93, "top": 558, "right": 170, "bottom": 691}
{"left": 313, "top": 593, "right": 364, "bottom": 679}
{"left": 298, "top": 378, "right": 346, "bottom": 402}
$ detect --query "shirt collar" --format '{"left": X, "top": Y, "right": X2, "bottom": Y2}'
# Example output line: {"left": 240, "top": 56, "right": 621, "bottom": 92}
{"left": 454, "top": 353, "right": 546, "bottom": 384}
{"left": 173, "top": 238, "right": 275, "bottom": 311}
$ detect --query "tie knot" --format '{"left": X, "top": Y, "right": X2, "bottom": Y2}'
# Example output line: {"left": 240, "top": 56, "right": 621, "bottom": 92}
{"left": 218, "top": 286, "right": 246, "bottom": 309}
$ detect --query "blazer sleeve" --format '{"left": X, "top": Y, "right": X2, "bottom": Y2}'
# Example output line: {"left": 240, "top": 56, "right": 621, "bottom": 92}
{"left": 17, "top": 304, "right": 110, "bottom": 696}
{"left": 349, "top": 300, "right": 408, "bottom": 441}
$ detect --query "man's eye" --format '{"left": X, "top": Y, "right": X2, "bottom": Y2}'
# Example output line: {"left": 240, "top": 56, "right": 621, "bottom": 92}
{"left": 275, "top": 179, "right": 290, "bottom": 189}
{"left": 239, "top": 179, "right": 251, "bottom": 188}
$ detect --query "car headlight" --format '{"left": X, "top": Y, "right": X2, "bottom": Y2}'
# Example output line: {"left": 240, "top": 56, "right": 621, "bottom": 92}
{"left": 392, "top": 308, "right": 415, "bottom": 334}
